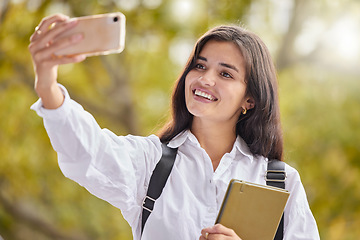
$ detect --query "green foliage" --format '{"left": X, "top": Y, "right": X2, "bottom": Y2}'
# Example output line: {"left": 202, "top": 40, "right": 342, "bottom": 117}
{"left": 280, "top": 64, "right": 360, "bottom": 239}
{"left": 0, "top": 0, "right": 359, "bottom": 239}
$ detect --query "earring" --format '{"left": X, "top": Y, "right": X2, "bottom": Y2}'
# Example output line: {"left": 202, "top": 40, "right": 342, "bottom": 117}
{"left": 242, "top": 108, "right": 247, "bottom": 115}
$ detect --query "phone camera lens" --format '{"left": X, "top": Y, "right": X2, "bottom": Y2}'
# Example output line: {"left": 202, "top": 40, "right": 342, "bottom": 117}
{"left": 113, "top": 17, "right": 118, "bottom": 22}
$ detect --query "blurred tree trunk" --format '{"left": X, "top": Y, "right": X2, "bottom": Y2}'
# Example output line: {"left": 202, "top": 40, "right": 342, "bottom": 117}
{"left": 276, "top": 0, "right": 310, "bottom": 71}
{"left": 0, "top": 0, "right": 10, "bottom": 24}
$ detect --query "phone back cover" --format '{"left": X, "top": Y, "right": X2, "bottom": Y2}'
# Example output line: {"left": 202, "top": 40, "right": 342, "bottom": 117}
{"left": 216, "top": 180, "right": 290, "bottom": 240}
{"left": 55, "top": 12, "right": 125, "bottom": 56}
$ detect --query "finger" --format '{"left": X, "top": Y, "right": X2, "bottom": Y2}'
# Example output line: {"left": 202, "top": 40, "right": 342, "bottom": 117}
{"left": 30, "top": 19, "right": 79, "bottom": 55}
{"left": 30, "top": 14, "right": 69, "bottom": 42}
{"left": 206, "top": 233, "right": 224, "bottom": 240}
{"left": 212, "top": 224, "right": 237, "bottom": 236}
{"left": 31, "top": 34, "right": 86, "bottom": 67}
{"left": 30, "top": 33, "right": 81, "bottom": 65}
{"left": 202, "top": 224, "right": 237, "bottom": 236}
{"left": 201, "top": 226, "right": 218, "bottom": 235}
{"left": 36, "top": 54, "right": 86, "bottom": 70}
{"left": 30, "top": 14, "right": 70, "bottom": 42}
{"left": 199, "top": 235, "right": 207, "bottom": 240}
{"left": 50, "top": 54, "right": 87, "bottom": 65}
{"left": 201, "top": 228, "right": 210, "bottom": 237}
{"left": 29, "top": 25, "right": 82, "bottom": 64}
{"left": 49, "top": 32, "right": 84, "bottom": 57}
{"left": 199, "top": 230, "right": 211, "bottom": 240}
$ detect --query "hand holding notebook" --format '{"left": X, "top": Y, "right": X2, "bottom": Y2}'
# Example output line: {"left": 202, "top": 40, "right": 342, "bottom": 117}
{"left": 216, "top": 179, "right": 290, "bottom": 240}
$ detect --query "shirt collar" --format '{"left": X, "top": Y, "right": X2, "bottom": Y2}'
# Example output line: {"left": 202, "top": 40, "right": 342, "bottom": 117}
{"left": 234, "top": 135, "right": 254, "bottom": 163}
{"left": 167, "top": 130, "right": 197, "bottom": 148}
{"left": 168, "top": 130, "right": 254, "bottom": 163}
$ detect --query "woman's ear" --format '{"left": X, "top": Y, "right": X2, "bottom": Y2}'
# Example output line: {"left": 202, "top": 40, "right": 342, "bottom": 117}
{"left": 245, "top": 97, "right": 255, "bottom": 110}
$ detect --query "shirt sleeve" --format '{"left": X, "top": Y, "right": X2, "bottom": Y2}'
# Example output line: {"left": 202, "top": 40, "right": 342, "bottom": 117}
{"left": 30, "top": 84, "right": 162, "bottom": 228}
{"left": 284, "top": 164, "right": 320, "bottom": 240}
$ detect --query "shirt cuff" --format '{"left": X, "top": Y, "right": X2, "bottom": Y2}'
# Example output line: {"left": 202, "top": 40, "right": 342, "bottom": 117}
{"left": 30, "top": 84, "right": 72, "bottom": 120}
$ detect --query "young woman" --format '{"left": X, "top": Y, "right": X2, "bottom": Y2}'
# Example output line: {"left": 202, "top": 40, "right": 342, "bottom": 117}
{"left": 29, "top": 14, "right": 320, "bottom": 240}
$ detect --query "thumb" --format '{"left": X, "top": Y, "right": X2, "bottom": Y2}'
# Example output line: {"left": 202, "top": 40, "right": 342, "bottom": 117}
{"left": 201, "top": 224, "right": 220, "bottom": 237}
{"left": 201, "top": 224, "right": 239, "bottom": 237}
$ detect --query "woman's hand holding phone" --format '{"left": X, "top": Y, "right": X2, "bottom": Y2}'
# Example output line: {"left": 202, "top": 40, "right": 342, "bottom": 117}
{"left": 28, "top": 14, "right": 86, "bottom": 109}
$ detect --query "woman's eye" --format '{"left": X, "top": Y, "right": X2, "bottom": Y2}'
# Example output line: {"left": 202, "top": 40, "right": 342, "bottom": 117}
{"left": 195, "top": 63, "right": 205, "bottom": 70}
{"left": 221, "top": 72, "right": 232, "bottom": 78}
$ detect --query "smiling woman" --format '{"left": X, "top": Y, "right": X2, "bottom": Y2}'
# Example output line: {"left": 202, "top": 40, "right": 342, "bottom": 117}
{"left": 184, "top": 40, "right": 250, "bottom": 138}
{"left": 160, "top": 26, "right": 283, "bottom": 162}
{"left": 29, "top": 14, "right": 320, "bottom": 239}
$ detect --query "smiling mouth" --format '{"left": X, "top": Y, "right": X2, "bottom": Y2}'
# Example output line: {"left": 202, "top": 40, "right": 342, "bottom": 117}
{"left": 193, "top": 89, "right": 218, "bottom": 101}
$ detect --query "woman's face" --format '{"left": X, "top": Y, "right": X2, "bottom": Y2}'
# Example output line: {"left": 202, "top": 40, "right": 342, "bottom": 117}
{"left": 185, "top": 40, "right": 252, "bottom": 126}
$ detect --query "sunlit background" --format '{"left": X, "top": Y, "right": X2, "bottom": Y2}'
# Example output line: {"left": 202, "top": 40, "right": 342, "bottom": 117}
{"left": 0, "top": 0, "right": 360, "bottom": 239}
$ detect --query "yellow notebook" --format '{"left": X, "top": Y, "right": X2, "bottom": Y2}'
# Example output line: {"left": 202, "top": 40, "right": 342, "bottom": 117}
{"left": 216, "top": 179, "right": 290, "bottom": 240}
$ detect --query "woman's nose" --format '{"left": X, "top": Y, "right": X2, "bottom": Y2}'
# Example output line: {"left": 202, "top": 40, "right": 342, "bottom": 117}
{"left": 199, "top": 70, "right": 216, "bottom": 86}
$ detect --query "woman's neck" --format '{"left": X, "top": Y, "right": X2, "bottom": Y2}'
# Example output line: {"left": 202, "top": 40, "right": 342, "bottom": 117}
{"left": 191, "top": 118, "right": 237, "bottom": 171}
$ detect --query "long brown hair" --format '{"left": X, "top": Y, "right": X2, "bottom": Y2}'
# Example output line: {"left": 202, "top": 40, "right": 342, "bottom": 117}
{"left": 159, "top": 25, "right": 283, "bottom": 161}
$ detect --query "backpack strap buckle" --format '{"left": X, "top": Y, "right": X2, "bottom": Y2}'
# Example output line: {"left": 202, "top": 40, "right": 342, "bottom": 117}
{"left": 265, "top": 169, "right": 287, "bottom": 182}
{"left": 142, "top": 195, "right": 156, "bottom": 213}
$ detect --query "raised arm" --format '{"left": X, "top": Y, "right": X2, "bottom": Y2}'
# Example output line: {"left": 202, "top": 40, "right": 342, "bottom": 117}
{"left": 28, "top": 14, "right": 86, "bottom": 109}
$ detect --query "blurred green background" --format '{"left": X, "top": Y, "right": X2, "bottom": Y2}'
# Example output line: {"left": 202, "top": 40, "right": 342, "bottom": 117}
{"left": 1, "top": 0, "right": 360, "bottom": 239}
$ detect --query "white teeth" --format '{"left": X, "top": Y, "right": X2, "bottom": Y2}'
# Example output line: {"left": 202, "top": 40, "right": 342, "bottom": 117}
{"left": 194, "top": 89, "right": 215, "bottom": 101}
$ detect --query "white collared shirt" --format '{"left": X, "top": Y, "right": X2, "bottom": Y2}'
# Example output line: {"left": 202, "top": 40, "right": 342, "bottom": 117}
{"left": 31, "top": 85, "right": 320, "bottom": 240}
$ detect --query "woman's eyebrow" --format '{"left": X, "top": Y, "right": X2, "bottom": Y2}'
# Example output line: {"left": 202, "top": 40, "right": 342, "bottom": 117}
{"left": 197, "top": 56, "right": 207, "bottom": 61}
{"left": 197, "top": 55, "right": 239, "bottom": 73}
{"left": 220, "top": 62, "right": 239, "bottom": 73}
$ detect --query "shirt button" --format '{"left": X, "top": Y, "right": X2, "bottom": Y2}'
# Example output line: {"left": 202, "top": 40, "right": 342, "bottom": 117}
{"left": 208, "top": 207, "right": 216, "bottom": 213}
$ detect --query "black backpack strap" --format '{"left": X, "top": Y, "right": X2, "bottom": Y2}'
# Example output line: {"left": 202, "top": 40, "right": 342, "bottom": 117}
{"left": 141, "top": 143, "right": 178, "bottom": 235}
{"left": 266, "top": 160, "right": 286, "bottom": 240}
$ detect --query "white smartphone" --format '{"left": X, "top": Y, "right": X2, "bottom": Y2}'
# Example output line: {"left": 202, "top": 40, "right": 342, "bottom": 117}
{"left": 54, "top": 12, "right": 126, "bottom": 57}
